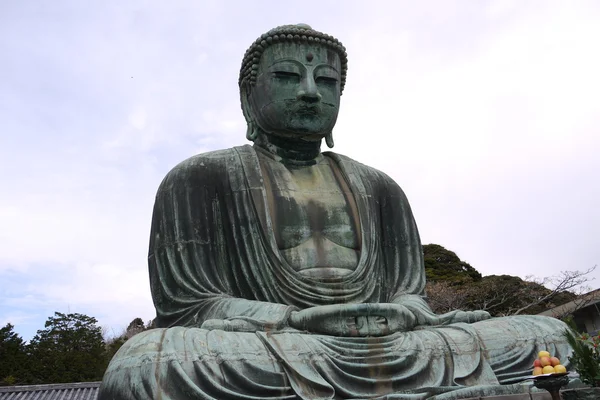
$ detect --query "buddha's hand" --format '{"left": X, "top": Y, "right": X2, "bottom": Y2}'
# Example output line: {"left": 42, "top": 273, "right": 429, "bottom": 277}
{"left": 413, "top": 309, "right": 492, "bottom": 326}
{"left": 288, "top": 303, "right": 417, "bottom": 337}
{"left": 201, "top": 318, "right": 281, "bottom": 332}
{"left": 442, "top": 310, "right": 491, "bottom": 324}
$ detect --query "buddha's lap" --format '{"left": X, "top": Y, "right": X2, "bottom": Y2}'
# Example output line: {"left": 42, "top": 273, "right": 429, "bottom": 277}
{"left": 99, "top": 315, "right": 570, "bottom": 400}
{"left": 110, "top": 315, "right": 569, "bottom": 370}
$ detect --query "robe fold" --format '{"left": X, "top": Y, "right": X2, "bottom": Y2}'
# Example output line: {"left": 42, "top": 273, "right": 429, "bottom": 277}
{"left": 99, "top": 145, "right": 571, "bottom": 400}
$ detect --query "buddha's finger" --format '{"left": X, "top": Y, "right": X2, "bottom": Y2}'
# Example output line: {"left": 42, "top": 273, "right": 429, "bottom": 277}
{"left": 474, "top": 311, "right": 492, "bottom": 321}
{"left": 356, "top": 316, "right": 387, "bottom": 337}
{"left": 200, "top": 319, "right": 229, "bottom": 331}
{"left": 387, "top": 318, "right": 413, "bottom": 333}
{"left": 316, "top": 317, "right": 348, "bottom": 336}
{"left": 388, "top": 305, "right": 418, "bottom": 328}
{"left": 355, "top": 316, "right": 371, "bottom": 336}
{"left": 459, "top": 310, "right": 490, "bottom": 323}
{"left": 201, "top": 318, "right": 265, "bottom": 332}
{"left": 372, "top": 316, "right": 391, "bottom": 336}
{"left": 335, "top": 303, "right": 372, "bottom": 317}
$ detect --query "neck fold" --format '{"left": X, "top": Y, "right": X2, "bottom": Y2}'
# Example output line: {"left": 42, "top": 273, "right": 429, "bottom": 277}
{"left": 254, "top": 132, "right": 322, "bottom": 166}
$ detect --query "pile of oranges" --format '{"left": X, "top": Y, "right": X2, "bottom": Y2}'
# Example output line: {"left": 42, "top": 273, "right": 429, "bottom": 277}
{"left": 532, "top": 350, "right": 567, "bottom": 376}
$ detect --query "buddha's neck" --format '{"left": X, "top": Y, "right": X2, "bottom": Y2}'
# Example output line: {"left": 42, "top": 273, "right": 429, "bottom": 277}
{"left": 254, "top": 132, "right": 322, "bottom": 166}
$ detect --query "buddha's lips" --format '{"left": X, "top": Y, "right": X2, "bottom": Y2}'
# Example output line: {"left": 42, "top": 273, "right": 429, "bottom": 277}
{"left": 294, "top": 105, "right": 321, "bottom": 115}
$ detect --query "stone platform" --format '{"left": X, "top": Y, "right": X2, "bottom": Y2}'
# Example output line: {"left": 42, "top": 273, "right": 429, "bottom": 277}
{"left": 432, "top": 386, "right": 600, "bottom": 400}
{"left": 1, "top": 381, "right": 597, "bottom": 399}
{"left": 461, "top": 388, "right": 600, "bottom": 400}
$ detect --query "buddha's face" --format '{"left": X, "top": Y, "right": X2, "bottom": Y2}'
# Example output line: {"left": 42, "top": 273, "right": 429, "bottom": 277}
{"left": 247, "top": 42, "right": 341, "bottom": 141}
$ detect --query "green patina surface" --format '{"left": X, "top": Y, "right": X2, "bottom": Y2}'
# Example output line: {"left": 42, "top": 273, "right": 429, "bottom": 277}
{"left": 99, "top": 24, "right": 573, "bottom": 400}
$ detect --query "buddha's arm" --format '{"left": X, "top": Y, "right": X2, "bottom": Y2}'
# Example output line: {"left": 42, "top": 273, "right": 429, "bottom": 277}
{"left": 148, "top": 155, "right": 297, "bottom": 330}
{"left": 150, "top": 238, "right": 298, "bottom": 329}
{"left": 391, "top": 294, "right": 490, "bottom": 327}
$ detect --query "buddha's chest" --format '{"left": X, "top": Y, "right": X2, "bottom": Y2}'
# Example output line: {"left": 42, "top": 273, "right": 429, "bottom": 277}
{"left": 257, "top": 153, "right": 361, "bottom": 274}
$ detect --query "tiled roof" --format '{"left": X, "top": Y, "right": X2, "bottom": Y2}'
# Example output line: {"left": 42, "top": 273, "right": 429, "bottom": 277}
{"left": 537, "top": 288, "right": 600, "bottom": 318}
{"left": 0, "top": 382, "right": 100, "bottom": 400}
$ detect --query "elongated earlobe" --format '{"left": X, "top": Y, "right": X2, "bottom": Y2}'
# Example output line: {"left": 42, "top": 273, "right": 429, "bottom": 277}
{"left": 240, "top": 88, "right": 259, "bottom": 142}
{"left": 246, "top": 122, "right": 259, "bottom": 141}
{"left": 325, "top": 131, "right": 334, "bottom": 148}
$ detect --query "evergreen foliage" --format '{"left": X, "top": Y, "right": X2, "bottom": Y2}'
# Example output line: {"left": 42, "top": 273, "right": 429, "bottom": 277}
{"left": 27, "top": 312, "right": 108, "bottom": 384}
{"left": 104, "top": 317, "right": 154, "bottom": 363}
{"left": 564, "top": 329, "right": 600, "bottom": 386}
{"left": 0, "top": 323, "right": 30, "bottom": 386}
{"left": 423, "top": 244, "right": 482, "bottom": 284}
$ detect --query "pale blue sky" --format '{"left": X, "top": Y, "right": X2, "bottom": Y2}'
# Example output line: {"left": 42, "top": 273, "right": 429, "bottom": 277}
{"left": 1, "top": 1, "right": 599, "bottom": 340}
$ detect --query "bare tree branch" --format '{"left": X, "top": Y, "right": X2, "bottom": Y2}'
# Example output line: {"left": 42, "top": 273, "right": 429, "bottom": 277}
{"left": 425, "top": 282, "right": 470, "bottom": 314}
{"left": 426, "top": 266, "right": 596, "bottom": 318}
{"left": 512, "top": 266, "right": 596, "bottom": 315}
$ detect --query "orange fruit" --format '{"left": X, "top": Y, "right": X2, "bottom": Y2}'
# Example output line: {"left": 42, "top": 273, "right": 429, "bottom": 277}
{"left": 542, "top": 365, "right": 555, "bottom": 374}
{"left": 533, "top": 366, "right": 543, "bottom": 376}
{"left": 554, "top": 364, "right": 567, "bottom": 373}
{"left": 538, "top": 351, "right": 551, "bottom": 358}
{"left": 550, "top": 357, "right": 560, "bottom": 366}
{"left": 540, "top": 357, "right": 551, "bottom": 367}
{"left": 533, "top": 359, "right": 542, "bottom": 367}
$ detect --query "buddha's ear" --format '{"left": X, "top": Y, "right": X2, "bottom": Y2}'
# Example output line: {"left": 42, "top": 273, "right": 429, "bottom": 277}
{"left": 325, "top": 131, "right": 335, "bottom": 148}
{"left": 240, "top": 87, "right": 259, "bottom": 141}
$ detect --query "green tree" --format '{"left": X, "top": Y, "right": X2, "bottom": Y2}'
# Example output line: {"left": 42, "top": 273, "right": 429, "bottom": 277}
{"left": 105, "top": 317, "right": 154, "bottom": 362}
{"left": 423, "top": 244, "right": 482, "bottom": 284}
{"left": 124, "top": 317, "right": 146, "bottom": 338}
{"left": 0, "top": 323, "right": 30, "bottom": 385}
{"left": 28, "top": 312, "right": 108, "bottom": 384}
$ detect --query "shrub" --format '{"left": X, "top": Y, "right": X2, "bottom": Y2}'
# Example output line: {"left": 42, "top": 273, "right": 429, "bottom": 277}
{"left": 564, "top": 329, "right": 600, "bottom": 387}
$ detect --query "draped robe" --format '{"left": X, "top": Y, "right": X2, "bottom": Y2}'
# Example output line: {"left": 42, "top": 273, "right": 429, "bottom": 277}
{"left": 99, "top": 145, "right": 571, "bottom": 400}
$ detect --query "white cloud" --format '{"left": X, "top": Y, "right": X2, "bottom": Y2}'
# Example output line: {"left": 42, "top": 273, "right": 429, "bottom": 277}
{"left": 334, "top": 1, "right": 600, "bottom": 280}
{"left": 128, "top": 108, "right": 148, "bottom": 131}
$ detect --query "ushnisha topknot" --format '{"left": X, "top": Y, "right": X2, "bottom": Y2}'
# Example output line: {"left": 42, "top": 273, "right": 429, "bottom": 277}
{"left": 239, "top": 24, "right": 348, "bottom": 94}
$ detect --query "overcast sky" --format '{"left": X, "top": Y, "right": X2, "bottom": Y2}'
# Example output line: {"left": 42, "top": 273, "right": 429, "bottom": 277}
{"left": 1, "top": 0, "right": 599, "bottom": 341}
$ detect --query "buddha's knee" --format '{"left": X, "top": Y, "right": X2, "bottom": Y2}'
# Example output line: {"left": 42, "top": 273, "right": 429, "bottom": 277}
{"left": 110, "top": 328, "right": 167, "bottom": 360}
{"left": 107, "top": 326, "right": 283, "bottom": 369}
{"left": 99, "top": 329, "right": 169, "bottom": 400}
{"left": 475, "top": 314, "right": 568, "bottom": 334}
{"left": 108, "top": 326, "right": 216, "bottom": 365}
{"left": 100, "top": 327, "right": 216, "bottom": 400}
{"left": 100, "top": 327, "right": 290, "bottom": 400}
{"left": 474, "top": 315, "right": 572, "bottom": 359}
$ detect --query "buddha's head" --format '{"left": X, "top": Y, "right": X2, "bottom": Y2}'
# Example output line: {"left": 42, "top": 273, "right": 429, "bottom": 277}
{"left": 239, "top": 24, "right": 348, "bottom": 148}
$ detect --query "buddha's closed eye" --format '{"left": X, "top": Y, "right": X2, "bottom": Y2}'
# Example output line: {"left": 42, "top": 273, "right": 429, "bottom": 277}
{"left": 315, "top": 76, "right": 338, "bottom": 85}
{"left": 273, "top": 71, "right": 301, "bottom": 82}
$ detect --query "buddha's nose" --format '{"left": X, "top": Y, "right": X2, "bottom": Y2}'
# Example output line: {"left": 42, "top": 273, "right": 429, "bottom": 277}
{"left": 297, "top": 76, "right": 321, "bottom": 103}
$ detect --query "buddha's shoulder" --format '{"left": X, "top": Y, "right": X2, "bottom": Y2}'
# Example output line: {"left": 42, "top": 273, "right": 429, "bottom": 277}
{"left": 328, "top": 152, "right": 408, "bottom": 200}
{"left": 158, "top": 146, "right": 249, "bottom": 190}
{"left": 327, "top": 152, "right": 398, "bottom": 184}
{"left": 171, "top": 147, "right": 242, "bottom": 171}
